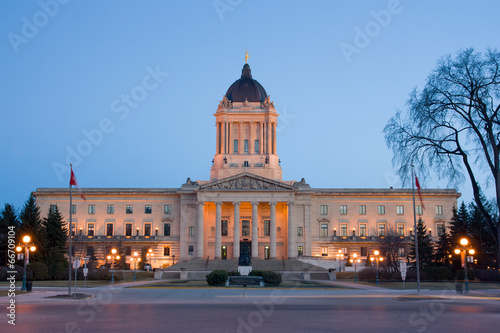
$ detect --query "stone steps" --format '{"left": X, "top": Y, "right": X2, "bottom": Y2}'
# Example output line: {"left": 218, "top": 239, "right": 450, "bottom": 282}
{"left": 164, "top": 258, "right": 326, "bottom": 272}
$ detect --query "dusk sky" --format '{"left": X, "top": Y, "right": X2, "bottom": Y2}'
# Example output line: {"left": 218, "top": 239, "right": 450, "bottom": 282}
{"left": 1, "top": 0, "right": 499, "bottom": 213}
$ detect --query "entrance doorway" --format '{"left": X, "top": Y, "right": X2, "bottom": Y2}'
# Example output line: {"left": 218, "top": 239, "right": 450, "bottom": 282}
{"left": 221, "top": 246, "right": 227, "bottom": 260}
{"left": 264, "top": 246, "right": 270, "bottom": 260}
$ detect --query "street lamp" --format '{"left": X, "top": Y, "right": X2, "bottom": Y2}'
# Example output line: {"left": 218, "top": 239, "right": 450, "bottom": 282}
{"left": 336, "top": 250, "right": 344, "bottom": 272}
{"left": 107, "top": 248, "right": 120, "bottom": 284}
{"left": 370, "top": 250, "right": 384, "bottom": 286}
{"left": 349, "top": 253, "right": 361, "bottom": 283}
{"left": 146, "top": 248, "right": 154, "bottom": 270}
{"left": 130, "top": 251, "right": 141, "bottom": 281}
{"left": 454, "top": 237, "right": 475, "bottom": 293}
{"left": 172, "top": 253, "right": 175, "bottom": 265}
{"left": 15, "top": 235, "right": 36, "bottom": 291}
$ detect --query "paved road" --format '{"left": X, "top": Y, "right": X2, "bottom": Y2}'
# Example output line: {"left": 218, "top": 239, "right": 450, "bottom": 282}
{"left": 3, "top": 284, "right": 500, "bottom": 333}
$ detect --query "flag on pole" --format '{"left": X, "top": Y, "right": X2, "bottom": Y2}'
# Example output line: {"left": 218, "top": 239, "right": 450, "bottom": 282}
{"left": 415, "top": 176, "right": 425, "bottom": 209}
{"left": 70, "top": 167, "right": 86, "bottom": 200}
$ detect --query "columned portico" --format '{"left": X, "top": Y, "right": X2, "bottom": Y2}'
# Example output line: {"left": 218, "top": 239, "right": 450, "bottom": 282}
{"left": 215, "top": 202, "right": 222, "bottom": 259}
{"left": 233, "top": 202, "right": 240, "bottom": 258}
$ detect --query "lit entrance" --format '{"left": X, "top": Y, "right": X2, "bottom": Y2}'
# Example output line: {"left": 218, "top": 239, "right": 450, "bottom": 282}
{"left": 221, "top": 246, "right": 227, "bottom": 260}
{"left": 264, "top": 246, "right": 270, "bottom": 260}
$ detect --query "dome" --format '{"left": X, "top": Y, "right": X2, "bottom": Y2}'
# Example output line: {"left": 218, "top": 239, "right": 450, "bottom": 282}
{"left": 225, "top": 64, "right": 268, "bottom": 102}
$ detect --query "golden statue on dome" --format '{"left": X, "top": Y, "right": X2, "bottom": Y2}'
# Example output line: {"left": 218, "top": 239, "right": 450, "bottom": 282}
{"left": 245, "top": 49, "right": 250, "bottom": 63}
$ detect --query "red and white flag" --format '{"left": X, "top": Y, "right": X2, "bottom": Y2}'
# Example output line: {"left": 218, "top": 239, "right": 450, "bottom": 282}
{"left": 415, "top": 176, "right": 424, "bottom": 210}
{"left": 70, "top": 167, "right": 86, "bottom": 200}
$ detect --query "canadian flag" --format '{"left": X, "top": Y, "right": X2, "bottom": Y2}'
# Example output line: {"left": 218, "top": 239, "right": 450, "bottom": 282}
{"left": 70, "top": 167, "right": 86, "bottom": 200}
{"left": 415, "top": 176, "right": 424, "bottom": 210}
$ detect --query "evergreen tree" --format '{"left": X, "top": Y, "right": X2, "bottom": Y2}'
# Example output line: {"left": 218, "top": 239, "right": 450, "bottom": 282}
{"left": 138, "top": 248, "right": 147, "bottom": 270}
{"left": 0, "top": 203, "right": 20, "bottom": 265}
{"left": 409, "top": 218, "right": 434, "bottom": 270}
{"left": 449, "top": 202, "right": 469, "bottom": 247}
{"left": 42, "top": 205, "right": 68, "bottom": 279}
{"left": 467, "top": 202, "right": 497, "bottom": 268}
{"left": 434, "top": 227, "right": 452, "bottom": 267}
{"left": 19, "top": 194, "right": 43, "bottom": 261}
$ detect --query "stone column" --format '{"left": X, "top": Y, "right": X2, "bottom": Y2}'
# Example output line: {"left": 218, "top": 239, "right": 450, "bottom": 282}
{"left": 215, "top": 202, "right": 222, "bottom": 259}
{"left": 259, "top": 122, "right": 264, "bottom": 154}
{"left": 249, "top": 122, "right": 254, "bottom": 155}
{"left": 180, "top": 204, "right": 187, "bottom": 260}
{"left": 239, "top": 121, "right": 245, "bottom": 154}
{"left": 273, "top": 122, "right": 277, "bottom": 154}
{"left": 233, "top": 202, "right": 240, "bottom": 258}
{"left": 251, "top": 202, "right": 259, "bottom": 258}
{"left": 304, "top": 204, "right": 311, "bottom": 256}
{"left": 270, "top": 202, "right": 277, "bottom": 259}
{"left": 196, "top": 202, "right": 204, "bottom": 258}
{"left": 229, "top": 123, "right": 233, "bottom": 154}
{"left": 287, "top": 202, "right": 294, "bottom": 259}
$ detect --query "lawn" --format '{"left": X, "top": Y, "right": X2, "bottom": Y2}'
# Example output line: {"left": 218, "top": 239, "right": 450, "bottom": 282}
{"left": 355, "top": 280, "right": 500, "bottom": 290}
{"left": 132, "top": 280, "right": 355, "bottom": 289}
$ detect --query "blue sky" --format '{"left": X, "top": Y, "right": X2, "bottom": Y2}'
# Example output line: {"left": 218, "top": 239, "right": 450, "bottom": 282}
{"left": 1, "top": 0, "right": 499, "bottom": 212}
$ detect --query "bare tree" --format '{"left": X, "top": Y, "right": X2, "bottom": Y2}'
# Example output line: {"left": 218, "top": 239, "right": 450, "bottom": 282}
{"left": 384, "top": 48, "right": 500, "bottom": 265}
{"left": 379, "top": 227, "right": 404, "bottom": 275}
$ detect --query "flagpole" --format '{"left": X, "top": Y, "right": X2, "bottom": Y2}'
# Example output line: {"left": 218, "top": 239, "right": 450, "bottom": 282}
{"left": 68, "top": 164, "right": 73, "bottom": 295}
{"left": 411, "top": 164, "right": 421, "bottom": 295}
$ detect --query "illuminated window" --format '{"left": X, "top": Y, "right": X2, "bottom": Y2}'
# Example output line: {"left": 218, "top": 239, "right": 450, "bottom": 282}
{"left": 164, "top": 246, "right": 170, "bottom": 256}
{"left": 297, "top": 246, "right": 304, "bottom": 256}
{"left": 320, "top": 224, "right": 328, "bottom": 237}
{"left": 340, "top": 223, "right": 348, "bottom": 237}
{"left": 340, "top": 205, "right": 347, "bottom": 215}
{"left": 397, "top": 224, "right": 405, "bottom": 237}
{"left": 87, "top": 223, "right": 95, "bottom": 236}
{"left": 359, "top": 224, "right": 367, "bottom": 237}
{"left": 378, "top": 224, "right": 386, "bottom": 237}
{"left": 378, "top": 205, "right": 385, "bottom": 215}
{"left": 321, "top": 246, "right": 328, "bottom": 256}
{"left": 359, "top": 205, "right": 366, "bottom": 215}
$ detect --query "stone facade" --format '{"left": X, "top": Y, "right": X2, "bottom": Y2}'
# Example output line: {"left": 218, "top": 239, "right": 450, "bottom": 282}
{"left": 32, "top": 63, "right": 460, "bottom": 269}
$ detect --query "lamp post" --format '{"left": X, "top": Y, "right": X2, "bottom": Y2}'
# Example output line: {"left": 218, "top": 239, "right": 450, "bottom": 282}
{"left": 336, "top": 250, "right": 344, "bottom": 272}
{"left": 172, "top": 253, "right": 175, "bottom": 265}
{"left": 15, "top": 235, "right": 36, "bottom": 291}
{"left": 370, "top": 250, "right": 384, "bottom": 286}
{"left": 454, "top": 238, "right": 475, "bottom": 293}
{"left": 107, "top": 248, "right": 120, "bottom": 284}
{"left": 350, "top": 253, "right": 360, "bottom": 283}
{"left": 146, "top": 248, "right": 153, "bottom": 270}
{"left": 130, "top": 251, "right": 141, "bottom": 281}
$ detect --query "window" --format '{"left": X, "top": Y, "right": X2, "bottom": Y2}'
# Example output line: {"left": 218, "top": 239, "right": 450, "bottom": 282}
{"left": 297, "top": 226, "right": 303, "bottom": 237}
{"left": 359, "top": 205, "right": 366, "bottom": 215}
{"left": 437, "top": 223, "right": 445, "bottom": 237}
{"left": 164, "top": 246, "right": 170, "bottom": 256}
{"left": 126, "top": 205, "right": 133, "bottom": 214}
{"left": 88, "top": 204, "right": 95, "bottom": 214}
{"left": 359, "top": 224, "right": 367, "bottom": 237}
{"left": 164, "top": 223, "right": 171, "bottom": 236}
{"left": 435, "top": 205, "right": 443, "bottom": 215}
{"left": 234, "top": 139, "right": 238, "bottom": 153}
{"left": 320, "top": 224, "right": 328, "bottom": 237}
{"left": 71, "top": 205, "right": 77, "bottom": 214}
{"left": 340, "top": 205, "right": 347, "bottom": 215}
{"left": 145, "top": 205, "right": 152, "bottom": 214}
{"left": 125, "top": 246, "right": 131, "bottom": 255}
{"left": 87, "top": 223, "right": 95, "bottom": 236}
{"left": 320, "top": 205, "right": 328, "bottom": 215}
{"left": 125, "top": 223, "right": 132, "bottom": 236}
{"left": 244, "top": 139, "right": 249, "bottom": 153}
{"left": 378, "top": 224, "right": 386, "bottom": 237}
{"left": 242, "top": 220, "right": 250, "bottom": 236}
{"left": 398, "top": 247, "right": 405, "bottom": 257}
{"left": 188, "top": 245, "right": 194, "bottom": 255}
{"left": 297, "top": 246, "right": 304, "bottom": 256}
{"left": 164, "top": 205, "right": 172, "bottom": 214}
{"left": 397, "top": 224, "right": 405, "bottom": 237}
{"left": 321, "top": 246, "right": 328, "bottom": 257}
{"left": 416, "top": 205, "right": 423, "bottom": 215}
{"left": 263, "top": 220, "right": 270, "bottom": 236}
{"left": 107, "top": 204, "right": 114, "bottom": 214}
{"left": 106, "top": 223, "right": 113, "bottom": 236}
{"left": 340, "top": 223, "right": 347, "bottom": 237}
{"left": 254, "top": 139, "right": 259, "bottom": 153}
{"left": 378, "top": 205, "right": 385, "bottom": 215}
{"left": 221, "top": 220, "right": 228, "bottom": 236}
{"left": 144, "top": 223, "right": 151, "bottom": 236}
{"left": 86, "top": 246, "right": 94, "bottom": 257}
{"left": 397, "top": 205, "right": 404, "bottom": 215}
{"left": 360, "top": 247, "right": 367, "bottom": 256}
{"left": 50, "top": 204, "right": 57, "bottom": 214}
{"left": 189, "top": 225, "right": 195, "bottom": 237}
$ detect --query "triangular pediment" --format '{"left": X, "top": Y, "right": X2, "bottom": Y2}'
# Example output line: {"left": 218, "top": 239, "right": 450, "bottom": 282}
{"left": 200, "top": 173, "right": 293, "bottom": 191}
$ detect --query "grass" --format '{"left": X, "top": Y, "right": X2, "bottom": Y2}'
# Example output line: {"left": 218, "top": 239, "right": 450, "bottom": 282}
{"left": 132, "top": 280, "right": 355, "bottom": 289}
{"left": 0, "top": 290, "right": 27, "bottom": 297}
{"left": 354, "top": 280, "right": 500, "bottom": 290}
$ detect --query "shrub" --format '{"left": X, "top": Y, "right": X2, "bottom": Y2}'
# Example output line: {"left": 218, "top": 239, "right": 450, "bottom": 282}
{"left": 249, "top": 270, "right": 264, "bottom": 277}
{"left": 262, "top": 271, "right": 282, "bottom": 286}
{"left": 435, "top": 266, "right": 453, "bottom": 281}
{"left": 358, "top": 267, "right": 377, "bottom": 281}
{"left": 228, "top": 271, "right": 241, "bottom": 276}
{"left": 27, "top": 262, "right": 49, "bottom": 280}
{"left": 336, "top": 272, "right": 355, "bottom": 280}
{"left": 476, "top": 269, "right": 500, "bottom": 282}
{"left": 206, "top": 270, "right": 228, "bottom": 286}
{"left": 454, "top": 269, "right": 476, "bottom": 281}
